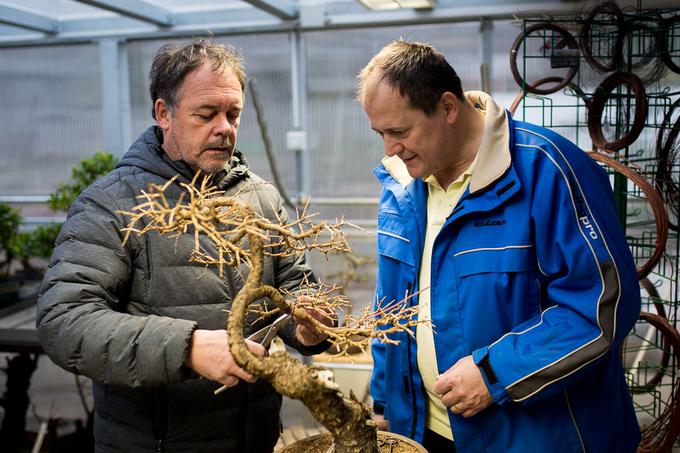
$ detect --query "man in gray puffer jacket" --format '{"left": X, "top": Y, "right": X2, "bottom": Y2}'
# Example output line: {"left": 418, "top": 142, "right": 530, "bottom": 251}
{"left": 36, "top": 38, "right": 331, "bottom": 452}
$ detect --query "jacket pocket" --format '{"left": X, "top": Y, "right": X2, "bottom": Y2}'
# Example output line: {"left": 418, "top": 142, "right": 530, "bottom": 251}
{"left": 452, "top": 244, "right": 540, "bottom": 336}
{"left": 453, "top": 244, "right": 534, "bottom": 277}
{"left": 377, "top": 212, "right": 414, "bottom": 266}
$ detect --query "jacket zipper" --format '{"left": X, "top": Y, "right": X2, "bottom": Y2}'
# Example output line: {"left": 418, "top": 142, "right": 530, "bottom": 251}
{"left": 152, "top": 387, "right": 167, "bottom": 453}
{"left": 225, "top": 265, "right": 237, "bottom": 302}
{"left": 144, "top": 235, "right": 154, "bottom": 281}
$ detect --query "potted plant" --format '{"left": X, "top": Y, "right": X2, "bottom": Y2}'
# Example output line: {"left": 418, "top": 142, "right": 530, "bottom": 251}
{"left": 48, "top": 152, "right": 118, "bottom": 212}
{"left": 8, "top": 224, "right": 63, "bottom": 281}
{"left": 5, "top": 152, "right": 119, "bottom": 284}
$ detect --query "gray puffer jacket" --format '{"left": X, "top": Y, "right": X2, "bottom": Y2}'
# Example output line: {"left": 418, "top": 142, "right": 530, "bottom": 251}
{"left": 37, "top": 126, "right": 324, "bottom": 452}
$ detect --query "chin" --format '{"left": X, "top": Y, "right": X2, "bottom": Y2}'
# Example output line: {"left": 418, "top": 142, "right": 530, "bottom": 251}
{"left": 198, "top": 162, "right": 228, "bottom": 175}
{"left": 406, "top": 167, "right": 425, "bottom": 179}
{"left": 204, "top": 167, "right": 227, "bottom": 175}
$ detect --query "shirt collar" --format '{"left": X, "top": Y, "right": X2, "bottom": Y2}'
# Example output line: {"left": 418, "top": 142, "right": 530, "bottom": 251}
{"left": 423, "top": 153, "right": 478, "bottom": 191}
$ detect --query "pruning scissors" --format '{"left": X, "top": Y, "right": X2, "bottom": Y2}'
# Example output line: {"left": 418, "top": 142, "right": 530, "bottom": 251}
{"left": 214, "top": 313, "right": 291, "bottom": 395}
{"left": 247, "top": 312, "right": 292, "bottom": 348}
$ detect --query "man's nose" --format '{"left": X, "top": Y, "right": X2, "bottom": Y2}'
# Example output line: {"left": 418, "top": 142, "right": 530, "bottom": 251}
{"left": 213, "top": 114, "right": 232, "bottom": 137}
{"left": 384, "top": 137, "right": 403, "bottom": 157}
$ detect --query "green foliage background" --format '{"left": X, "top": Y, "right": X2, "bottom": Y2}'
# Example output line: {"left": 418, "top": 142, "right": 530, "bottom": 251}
{"left": 1, "top": 152, "right": 117, "bottom": 275}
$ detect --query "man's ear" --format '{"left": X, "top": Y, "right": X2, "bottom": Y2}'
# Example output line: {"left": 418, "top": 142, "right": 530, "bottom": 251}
{"left": 155, "top": 99, "right": 171, "bottom": 129}
{"left": 441, "top": 92, "right": 459, "bottom": 125}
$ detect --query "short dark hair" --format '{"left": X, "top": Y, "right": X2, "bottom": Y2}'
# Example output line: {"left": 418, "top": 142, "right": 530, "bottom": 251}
{"left": 149, "top": 38, "right": 246, "bottom": 119}
{"left": 357, "top": 39, "right": 464, "bottom": 115}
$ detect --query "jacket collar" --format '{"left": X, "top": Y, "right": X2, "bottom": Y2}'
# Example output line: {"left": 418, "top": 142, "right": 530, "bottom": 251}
{"left": 377, "top": 91, "right": 511, "bottom": 195}
{"left": 465, "top": 91, "right": 511, "bottom": 193}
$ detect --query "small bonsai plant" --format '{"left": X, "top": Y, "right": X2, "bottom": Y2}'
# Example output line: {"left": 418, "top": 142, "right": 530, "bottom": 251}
{"left": 121, "top": 174, "right": 427, "bottom": 453}
{"left": 7, "top": 152, "right": 119, "bottom": 279}
{"left": 8, "top": 224, "right": 63, "bottom": 279}
{"left": 48, "top": 152, "right": 118, "bottom": 212}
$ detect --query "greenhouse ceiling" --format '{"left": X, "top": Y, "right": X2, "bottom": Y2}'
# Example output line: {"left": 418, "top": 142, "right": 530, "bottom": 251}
{"left": 0, "top": 0, "right": 678, "bottom": 47}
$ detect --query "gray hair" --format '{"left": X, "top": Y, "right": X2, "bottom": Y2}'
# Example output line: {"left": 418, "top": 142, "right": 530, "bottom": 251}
{"left": 149, "top": 38, "right": 246, "bottom": 119}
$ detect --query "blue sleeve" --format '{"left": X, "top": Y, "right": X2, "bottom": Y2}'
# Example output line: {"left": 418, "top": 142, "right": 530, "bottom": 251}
{"left": 474, "top": 138, "right": 640, "bottom": 405}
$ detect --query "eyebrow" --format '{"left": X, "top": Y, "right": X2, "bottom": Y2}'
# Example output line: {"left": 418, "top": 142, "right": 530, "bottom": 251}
{"left": 194, "top": 103, "right": 242, "bottom": 111}
{"left": 373, "top": 126, "right": 405, "bottom": 134}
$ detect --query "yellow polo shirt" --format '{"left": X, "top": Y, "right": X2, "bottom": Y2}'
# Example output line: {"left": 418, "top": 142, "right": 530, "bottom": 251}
{"left": 416, "top": 156, "right": 477, "bottom": 440}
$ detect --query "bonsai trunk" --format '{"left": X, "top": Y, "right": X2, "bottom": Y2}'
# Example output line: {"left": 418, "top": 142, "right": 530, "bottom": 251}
{"left": 227, "top": 235, "right": 379, "bottom": 453}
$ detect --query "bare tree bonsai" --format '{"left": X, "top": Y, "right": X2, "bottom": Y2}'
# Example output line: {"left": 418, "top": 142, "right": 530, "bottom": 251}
{"left": 121, "top": 175, "right": 425, "bottom": 453}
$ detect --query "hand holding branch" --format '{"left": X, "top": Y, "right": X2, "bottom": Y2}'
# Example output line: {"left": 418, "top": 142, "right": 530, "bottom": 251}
{"left": 185, "top": 329, "right": 265, "bottom": 388}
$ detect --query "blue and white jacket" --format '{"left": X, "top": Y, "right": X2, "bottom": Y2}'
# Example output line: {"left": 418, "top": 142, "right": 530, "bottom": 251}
{"left": 371, "top": 92, "right": 641, "bottom": 452}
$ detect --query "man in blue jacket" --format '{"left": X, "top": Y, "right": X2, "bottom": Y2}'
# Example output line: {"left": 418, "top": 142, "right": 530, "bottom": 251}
{"left": 356, "top": 39, "right": 641, "bottom": 452}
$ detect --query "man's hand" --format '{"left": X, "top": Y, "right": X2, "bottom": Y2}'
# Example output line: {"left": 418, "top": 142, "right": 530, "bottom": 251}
{"left": 371, "top": 413, "right": 389, "bottom": 432}
{"left": 433, "top": 355, "right": 493, "bottom": 418}
{"left": 294, "top": 295, "right": 335, "bottom": 346}
{"left": 185, "top": 329, "right": 265, "bottom": 388}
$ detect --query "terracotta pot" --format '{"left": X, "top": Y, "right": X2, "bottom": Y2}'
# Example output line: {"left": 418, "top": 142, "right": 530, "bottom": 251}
{"left": 276, "top": 431, "right": 426, "bottom": 453}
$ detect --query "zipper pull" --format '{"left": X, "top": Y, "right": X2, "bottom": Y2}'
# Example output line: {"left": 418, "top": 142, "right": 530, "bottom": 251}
{"left": 405, "top": 282, "right": 413, "bottom": 307}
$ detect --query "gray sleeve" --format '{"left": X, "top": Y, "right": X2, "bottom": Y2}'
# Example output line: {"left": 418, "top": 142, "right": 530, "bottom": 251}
{"left": 36, "top": 186, "right": 197, "bottom": 387}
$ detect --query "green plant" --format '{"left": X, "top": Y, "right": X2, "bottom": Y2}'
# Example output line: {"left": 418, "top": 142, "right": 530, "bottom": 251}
{"left": 9, "top": 224, "right": 63, "bottom": 272}
{"left": 49, "top": 152, "right": 118, "bottom": 211}
{"left": 0, "top": 202, "right": 22, "bottom": 276}
{"left": 2, "top": 152, "right": 118, "bottom": 278}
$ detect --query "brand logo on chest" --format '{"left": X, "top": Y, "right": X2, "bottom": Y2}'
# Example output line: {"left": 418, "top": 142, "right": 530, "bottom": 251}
{"left": 474, "top": 219, "right": 506, "bottom": 227}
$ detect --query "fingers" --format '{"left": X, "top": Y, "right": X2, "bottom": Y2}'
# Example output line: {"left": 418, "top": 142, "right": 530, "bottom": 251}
{"left": 433, "top": 375, "right": 450, "bottom": 395}
{"left": 214, "top": 368, "right": 253, "bottom": 394}
{"left": 228, "top": 366, "right": 257, "bottom": 384}
{"left": 213, "top": 353, "right": 257, "bottom": 386}
{"left": 214, "top": 361, "right": 256, "bottom": 389}
{"left": 296, "top": 295, "right": 315, "bottom": 304}
{"left": 187, "top": 329, "right": 262, "bottom": 386}
{"left": 295, "top": 322, "right": 328, "bottom": 346}
{"left": 306, "top": 307, "right": 334, "bottom": 325}
{"left": 210, "top": 354, "right": 257, "bottom": 386}
{"left": 294, "top": 296, "right": 336, "bottom": 327}
{"left": 219, "top": 375, "right": 240, "bottom": 389}
{"left": 222, "top": 339, "right": 264, "bottom": 383}
{"left": 371, "top": 413, "right": 389, "bottom": 432}
{"left": 450, "top": 401, "right": 465, "bottom": 414}
{"left": 245, "top": 338, "right": 266, "bottom": 357}
{"left": 438, "top": 385, "right": 473, "bottom": 416}
{"left": 433, "top": 355, "right": 494, "bottom": 418}
{"left": 448, "top": 400, "right": 480, "bottom": 418}
{"left": 293, "top": 300, "right": 335, "bottom": 346}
